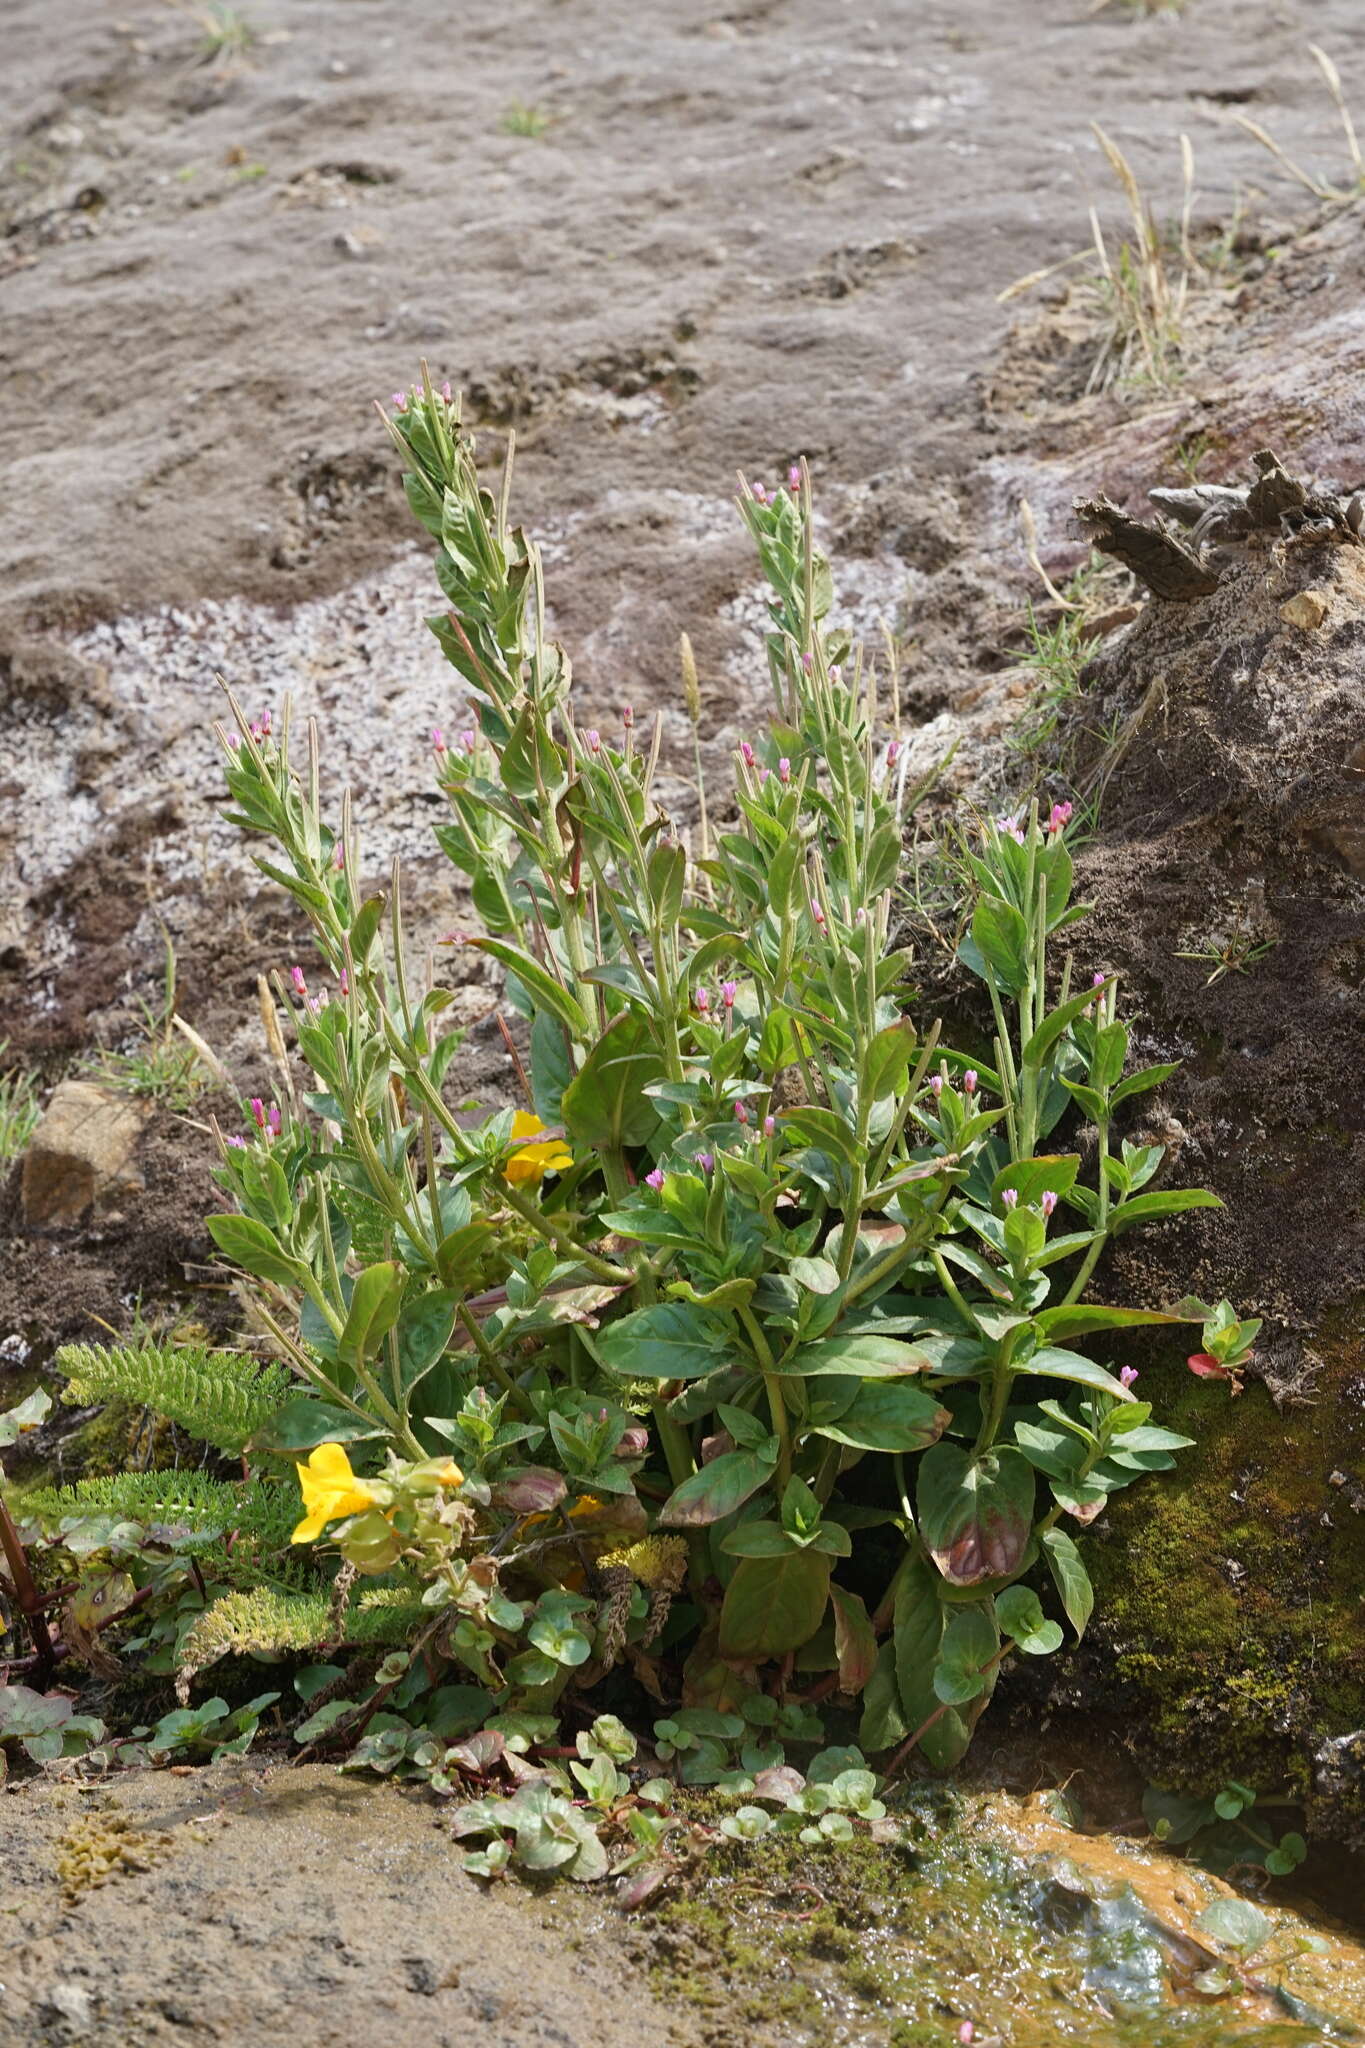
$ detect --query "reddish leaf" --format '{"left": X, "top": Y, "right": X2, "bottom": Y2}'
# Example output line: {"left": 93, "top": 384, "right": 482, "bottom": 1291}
{"left": 493, "top": 1467, "right": 567, "bottom": 1514}
{"left": 829, "top": 1583, "right": 878, "bottom": 1695}
{"left": 917, "top": 1444, "right": 1035, "bottom": 1587}
{"left": 1187, "top": 1352, "right": 1232, "bottom": 1380}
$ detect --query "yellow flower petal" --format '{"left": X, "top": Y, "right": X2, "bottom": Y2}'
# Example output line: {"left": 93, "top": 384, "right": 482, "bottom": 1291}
{"left": 291, "top": 1442, "right": 377, "bottom": 1544}
{"left": 504, "top": 1111, "right": 573, "bottom": 1185}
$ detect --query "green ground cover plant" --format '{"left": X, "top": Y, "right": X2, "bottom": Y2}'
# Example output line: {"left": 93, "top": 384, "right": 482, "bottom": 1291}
{"left": 1, "top": 375, "right": 1255, "bottom": 1888}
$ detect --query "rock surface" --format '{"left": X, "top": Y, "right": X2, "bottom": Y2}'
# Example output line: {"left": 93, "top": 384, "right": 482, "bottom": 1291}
{"left": 20, "top": 1083, "right": 148, "bottom": 1229}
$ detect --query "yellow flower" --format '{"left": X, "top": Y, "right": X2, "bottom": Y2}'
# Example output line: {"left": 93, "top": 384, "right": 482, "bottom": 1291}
{"left": 504, "top": 1109, "right": 573, "bottom": 1187}
{"left": 291, "top": 1443, "right": 379, "bottom": 1544}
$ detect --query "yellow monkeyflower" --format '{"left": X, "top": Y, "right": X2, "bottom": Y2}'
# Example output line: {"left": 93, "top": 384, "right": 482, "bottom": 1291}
{"left": 291, "top": 1442, "right": 379, "bottom": 1544}
{"left": 504, "top": 1109, "right": 573, "bottom": 1187}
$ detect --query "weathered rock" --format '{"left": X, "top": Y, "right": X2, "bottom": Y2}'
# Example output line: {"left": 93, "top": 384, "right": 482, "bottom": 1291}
{"left": 20, "top": 1081, "right": 149, "bottom": 1228}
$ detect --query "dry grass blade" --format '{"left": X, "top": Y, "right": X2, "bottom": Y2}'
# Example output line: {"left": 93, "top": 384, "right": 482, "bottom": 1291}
{"left": 1310, "top": 44, "right": 1364, "bottom": 188}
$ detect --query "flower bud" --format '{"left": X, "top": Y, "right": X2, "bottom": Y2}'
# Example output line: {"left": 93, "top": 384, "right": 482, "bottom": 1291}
{"left": 697, "top": 1151, "right": 715, "bottom": 1173}
{"left": 1120, "top": 1365, "right": 1139, "bottom": 1389}
{"left": 441, "top": 380, "right": 453, "bottom": 402}
{"left": 787, "top": 463, "right": 801, "bottom": 490}
{"left": 739, "top": 740, "right": 756, "bottom": 768}
{"left": 734, "top": 1101, "right": 749, "bottom": 1125}
{"left": 930, "top": 1074, "right": 943, "bottom": 1099}
{"left": 290, "top": 965, "right": 307, "bottom": 997}
{"left": 694, "top": 987, "right": 710, "bottom": 1013}
{"left": 1041, "top": 1189, "right": 1058, "bottom": 1218}
{"left": 800, "top": 652, "right": 813, "bottom": 674}
{"left": 721, "top": 980, "right": 738, "bottom": 1009}
{"left": 753, "top": 482, "right": 768, "bottom": 504}
{"left": 460, "top": 728, "right": 477, "bottom": 754}
{"left": 586, "top": 728, "right": 601, "bottom": 753}
{"left": 391, "top": 392, "right": 407, "bottom": 411}
{"left": 645, "top": 1167, "right": 665, "bottom": 1191}
{"left": 1001, "top": 1188, "right": 1018, "bottom": 1210}
{"left": 963, "top": 1070, "right": 978, "bottom": 1095}
{"left": 763, "top": 1114, "right": 776, "bottom": 1138}
{"left": 779, "top": 756, "right": 792, "bottom": 783}
{"left": 432, "top": 726, "right": 446, "bottom": 754}
{"left": 249, "top": 1097, "right": 267, "bottom": 1129}
{"left": 887, "top": 739, "right": 901, "bottom": 767}
{"left": 622, "top": 704, "right": 635, "bottom": 729}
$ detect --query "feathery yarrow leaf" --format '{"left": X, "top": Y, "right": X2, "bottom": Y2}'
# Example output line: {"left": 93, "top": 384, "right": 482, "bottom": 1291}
{"left": 56, "top": 1342, "right": 291, "bottom": 1455}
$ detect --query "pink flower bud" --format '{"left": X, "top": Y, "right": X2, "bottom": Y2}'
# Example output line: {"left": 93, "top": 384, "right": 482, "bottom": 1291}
{"left": 958, "top": 2027, "right": 975, "bottom": 2046}
{"left": 779, "top": 756, "right": 791, "bottom": 783}
{"left": 432, "top": 726, "right": 446, "bottom": 754}
{"left": 460, "top": 728, "right": 477, "bottom": 754}
{"left": 307, "top": 994, "right": 324, "bottom": 1016}
{"left": 697, "top": 1151, "right": 714, "bottom": 1173}
{"left": 290, "top": 965, "right": 307, "bottom": 997}
{"left": 695, "top": 987, "right": 710, "bottom": 1013}
{"left": 963, "top": 1070, "right": 978, "bottom": 1095}
{"left": 249, "top": 1097, "right": 267, "bottom": 1129}
{"left": 930, "top": 1074, "right": 943, "bottom": 1099}
{"left": 333, "top": 842, "right": 345, "bottom": 869}
{"left": 1048, "top": 800, "right": 1073, "bottom": 834}
{"left": 1041, "top": 1190, "right": 1058, "bottom": 1218}
{"left": 267, "top": 1103, "right": 282, "bottom": 1137}
{"left": 441, "top": 380, "right": 452, "bottom": 402}
{"left": 810, "top": 897, "right": 825, "bottom": 927}
{"left": 1001, "top": 1188, "right": 1018, "bottom": 1211}
{"left": 586, "top": 728, "right": 601, "bottom": 753}
{"left": 392, "top": 392, "right": 407, "bottom": 411}
{"left": 721, "top": 980, "right": 738, "bottom": 1009}
{"left": 226, "top": 732, "right": 240, "bottom": 750}
{"left": 339, "top": 969, "right": 350, "bottom": 995}
{"left": 226, "top": 1134, "right": 248, "bottom": 1150}
{"left": 752, "top": 482, "right": 768, "bottom": 504}
{"left": 787, "top": 464, "right": 801, "bottom": 490}
{"left": 739, "top": 740, "right": 756, "bottom": 768}
{"left": 758, "top": 766, "right": 770, "bottom": 786}
{"left": 886, "top": 739, "right": 901, "bottom": 767}
{"left": 829, "top": 664, "right": 841, "bottom": 683}
{"left": 763, "top": 1114, "right": 776, "bottom": 1138}
{"left": 801, "top": 652, "right": 813, "bottom": 673}
{"left": 734, "top": 1101, "right": 749, "bottom": 1125}
{"left": 1120, "top": 1365, "right": 1139, "bottom": 1389}
{"left": 622, "top": 704, "right": 635, "bottom": 729}
{"left": 1092, "top": 971, "right": 1106, "bottom": 988}
{"left": 645, "top": 1168, "right": 665, "bottom": 1190}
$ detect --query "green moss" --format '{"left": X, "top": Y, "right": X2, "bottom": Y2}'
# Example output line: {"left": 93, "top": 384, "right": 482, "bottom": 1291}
{"left": 1092, "top": 1321, "right": 1365, "bottom": 1826}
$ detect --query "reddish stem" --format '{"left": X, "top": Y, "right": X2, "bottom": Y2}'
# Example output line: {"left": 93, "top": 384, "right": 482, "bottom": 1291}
{"left": 0, "top": 1494, "right": 55, "bottom": 1683}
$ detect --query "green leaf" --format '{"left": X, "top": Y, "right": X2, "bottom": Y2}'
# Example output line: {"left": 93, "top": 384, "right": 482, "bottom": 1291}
{"left": 1041, "top": 1528, "right": 1094, "bottom": 1640}
{"left": 206, "top": 1214, "right": 310, "bottom": 1290}
{"left": 782, "top": 1105, "right": 860, "bottom": 1165}
{"left": 858, "top": 1641, "right": 909, "bottom": 1752}
{"left": 785, "top": 1333, "right": 935, "bottom": 1379}
{"left": 719, "top": 1551, "right": 832, "bottom": 1658}
{"left": 810, "top": 1381, "right": 951, "bottom": 1453}
{"left": 349, "top": 893, "right": 386, "bottom": 966}
{"left": 1022, "top": 982, "right": 1112, "bottom": 1072}
{"left": 338, "top": 1263, "right": 405, "bottom": 1368}
{"left": 917, "top": 1443, "right": 1034, "bottom": 1587}
{"left": 862, "top": 1017, "right": 918, "bottom": 1102}
{"left": 530, "top": 1011, "right": 574, "bottom": 1126}
{"left": 658, "top": 1450, "right": 774, "bottom": 1528}
{"left": 459, "top": 936, "right": 589, "bottom": 1040}
{"left": 561, "top": 1011, "right": 663, "bottom": 1151}
{"left": 991, "top": 1156, "right": 1079, "bottom": 1209}
{"left": 968, "top": 896, "right": 1029, "bottom": 992}
{"left": 933, "top": 1607, "right": 1000, "bottom": 1705}
{"left": 890, "top": 1552, "right": 974, "bottom": 1769}
{"left": 1020, "top": 1346, "right": 1139, "bottom": 1401}
{"left": 1107, "top": 1188, "right": 1222, "bottom": 1236}
{"left": 994, "top": 1585, "right": 1063, "bottom": 1655}
{"left": 829, "top": 1584, "right": 878, "bottom": 1695}
{"left": 1196, "top": 1898, "right": 1272, "bottom": 1956}
{"left": 248, "top": 1396, "right": 381, "bottom": 1454}
{"left": 788, "top": 1256, "right": 841, "bottom": 1297}
{"left": 396, "top": 1289, "right": 459, "bottom": 1391}
{"left": 597, "top": 1302, "right": 732, "bottom": 1380}
{"left": 1089, "top": 1020, "right": 1129, "bottom": 1091}
{"left": 1060, "top": 1079, "right": 1109, "bottom": 1125}
{"left": 1110, "top": 1062, "right": 1180, "bottom": 1108}
{"left": 1033, "top": 1304, "right": 1187, "bottom": 1342}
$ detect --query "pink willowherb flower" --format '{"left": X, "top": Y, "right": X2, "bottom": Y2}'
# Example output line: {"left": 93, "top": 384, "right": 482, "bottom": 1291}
{"left": 930, "top": 1074, "right": 943, "bottom": 1099}
{"left": 645, "top": 1168, "right": 665, "bottom": 1190}
{"left": 441, "top": 381, "right": 452, "bottom": 402}
{"left": 290, "top": 965, "right": 307, "bottom": 997}
{"left": 460, "top": 729, "right": 477, "bottom": 754}
{"left": 1048, "top": 800, "right": 1073, "bottom": 834}
{"left": 694, "top": 987, "right": 710, "bottom": 1014}
{"left": 763, "top": 1114, "right": 776, "bottom": 1137}
{"left": 788, "top": 463, "right": 801, "bottom": 490}
{"left": 267, "top": 1103, "right": 282, "bottom": 1139}
{"left": 226, "top": 1134, "right": 248, "bottom": 1150}
{"left": 734, "top": 1101, "right": 749, "bottom": 1125}
{"left": 1120, "top": 1365, "right": 1140, "bottom": 1388}
{"left": 778, "top": 756, "right": 792, "bottom": 783}
{"left": 392, "top": 392, "right": 407, "bottom": 411}
{"left": 739, "top": 740, "right": 756, "bottom": 768}
{"left": 432, "top": 726, "right": 446, "bottom": 754}
{"left": 800, "top": 652, "right": 813, "bottom": 674}
{"left": 752, "top": 482, "right": 768, "bottom": 504}
{"left": 338, "top": 969, "right": 350, "bottom": 996}
{"left": 1041, "top": 1189, "right": 1058, "bottom": 1217}
{"left": 249, "top": 1098, "right": 267, "bottom": 1130}
{"left": 721, "top": 981, "right": 737, "bottom": 1009}
{"left": 1001, "top": 1188, "right": 1018, "bottom": 1211}
{"left": 886, "top": 739, "right": 901, "bottom": 767}
{"left": 963, "top": 1070, "right": 978, "bottom": 1095}
{"left": 697, "top": 1151, "right": 715, "bottom": 1173}
{"left": 622, "top": 704, "right": 635, "bottom": 729}
{"left": 586, "top": 729, "right": 601, "bottom": 753}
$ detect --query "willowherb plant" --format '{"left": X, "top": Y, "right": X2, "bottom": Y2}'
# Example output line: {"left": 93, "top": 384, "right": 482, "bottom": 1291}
{"left": 61, "top": 371, "right": 1242, "bottom": 1817}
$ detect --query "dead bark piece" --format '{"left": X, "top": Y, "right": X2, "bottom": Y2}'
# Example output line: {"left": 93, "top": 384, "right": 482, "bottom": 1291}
{"left": 1247, "top": 448, "right": 1309, "bottom": 528}
{"left": 1075, "top": 494, "right": 1221, "bottom": 600}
